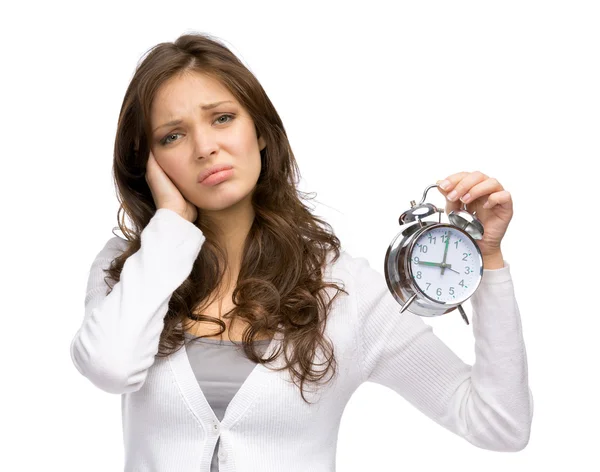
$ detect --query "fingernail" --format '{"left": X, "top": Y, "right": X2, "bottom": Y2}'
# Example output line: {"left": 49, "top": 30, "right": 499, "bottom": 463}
{"left": 439, "top": 180, "right": 451, "bottom": 190}
{"left": 447, "top": 190, "right": 458, "bottom": 201}
{"left": 460, "top": 193, "right": 471, "bottom": 203}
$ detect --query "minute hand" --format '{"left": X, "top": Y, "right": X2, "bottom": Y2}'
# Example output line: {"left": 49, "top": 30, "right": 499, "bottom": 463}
{"left": 417, "top": 260, "right": 460, "bottom": 274}
{"left": 418, "top": 261, "right": 446, "bottom": 267}
{"left": 441, "top": 234, "right": 450, "bottom": 276}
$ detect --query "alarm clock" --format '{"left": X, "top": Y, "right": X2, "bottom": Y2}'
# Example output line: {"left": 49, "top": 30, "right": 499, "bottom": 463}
{"left": 383, "top": 183, "right": 485, "bottom": 325}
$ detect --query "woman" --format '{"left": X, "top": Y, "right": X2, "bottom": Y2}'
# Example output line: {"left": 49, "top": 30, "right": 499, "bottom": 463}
{"left": 69, "top": 32, "right": 533, "bottom": 471}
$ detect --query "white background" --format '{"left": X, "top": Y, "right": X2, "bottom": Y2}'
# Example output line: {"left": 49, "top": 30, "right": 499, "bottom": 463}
{"left": 2, "top": 1, "right": 598, "bottom": 470}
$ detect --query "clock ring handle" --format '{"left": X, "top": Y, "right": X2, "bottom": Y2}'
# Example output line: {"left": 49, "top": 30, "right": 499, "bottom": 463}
{"left": 424, "top": 184, "right": 484, "bottom": 239}
{"left": 420, "top": 183, "right": 468, "bottom": 211}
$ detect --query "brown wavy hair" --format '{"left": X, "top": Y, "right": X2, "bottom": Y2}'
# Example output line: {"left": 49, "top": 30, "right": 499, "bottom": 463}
{"left": 102, "top": 32, "right": 349, "bottom": 404}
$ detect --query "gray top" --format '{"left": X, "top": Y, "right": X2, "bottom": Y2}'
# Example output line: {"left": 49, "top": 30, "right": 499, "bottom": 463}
{"left": 184, "top": 331, "right": 273, "bottom": 471}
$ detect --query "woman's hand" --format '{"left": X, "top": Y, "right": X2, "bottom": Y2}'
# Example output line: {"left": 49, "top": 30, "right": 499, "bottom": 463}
{"left": 145, "top": 152, "right": 198, "bottom": 224}
{"left": 436, "top": 171, "right": 513, "bottom": 258}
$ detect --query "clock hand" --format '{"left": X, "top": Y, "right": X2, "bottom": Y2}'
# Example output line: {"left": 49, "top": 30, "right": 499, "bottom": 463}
{"left": 441, "top": 233, "right": 450, "bottom": 276}
{"left": 418, "top": 260, "right": 459, "bottom": 274}
{"left": 417, "top": 261, "right": 445, "bottom": 267}
{"left": 417, "top": 260, "right": 461, "bottom": 278}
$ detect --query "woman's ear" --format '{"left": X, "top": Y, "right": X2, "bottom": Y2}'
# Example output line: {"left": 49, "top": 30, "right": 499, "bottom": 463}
{"left": 258, "top": 135, "right": 266, "bottom": 151}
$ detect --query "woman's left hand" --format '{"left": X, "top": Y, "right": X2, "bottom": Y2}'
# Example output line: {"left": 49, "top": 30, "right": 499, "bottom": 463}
{"left": 436, "top": 171, "right": 513, "bottom": 257}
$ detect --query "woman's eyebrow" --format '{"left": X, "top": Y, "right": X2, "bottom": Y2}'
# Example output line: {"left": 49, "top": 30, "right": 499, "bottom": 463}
{"left": 153, "top": 100, "right": 235, "bottom": 133}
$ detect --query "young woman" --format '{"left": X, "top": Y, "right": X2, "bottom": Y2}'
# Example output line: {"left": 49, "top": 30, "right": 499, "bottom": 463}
{"left": 70, "top": 32, "right": 532, "bottom": 472}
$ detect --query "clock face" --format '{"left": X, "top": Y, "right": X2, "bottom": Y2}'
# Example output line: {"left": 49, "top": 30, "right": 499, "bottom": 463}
{"left": 408, "top": 225, "right": 483, "bottom": 303}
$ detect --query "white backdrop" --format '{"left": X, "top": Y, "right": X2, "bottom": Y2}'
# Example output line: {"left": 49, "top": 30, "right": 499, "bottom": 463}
{"left": 2, "top": 1, "right": 598, "bottom": 470}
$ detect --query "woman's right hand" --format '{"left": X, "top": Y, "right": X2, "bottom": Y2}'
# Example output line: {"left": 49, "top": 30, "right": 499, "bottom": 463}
{"left": 145, "top": 152, "right": 198, "bottom": 223}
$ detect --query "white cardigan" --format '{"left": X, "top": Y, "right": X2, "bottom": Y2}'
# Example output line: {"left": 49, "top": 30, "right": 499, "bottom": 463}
{"left": 70, "top": 208, "right": 533, "bottom": 472}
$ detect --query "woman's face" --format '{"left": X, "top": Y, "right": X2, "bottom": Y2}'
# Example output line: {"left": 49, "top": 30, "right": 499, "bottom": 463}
{"left": 149, "top": 71, "right": 266, "bottom": 212}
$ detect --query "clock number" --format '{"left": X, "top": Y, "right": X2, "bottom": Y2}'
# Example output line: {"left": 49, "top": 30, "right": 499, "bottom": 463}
{"left": 416, "top": 271, "right": 422, "bottom": 279}
{"left": 441, "top": 234, "right": 448, "bottom": 243}
{"left": 462, "top": 253, "right": 469, "bottom": 261}
{"left": 436, "top": 288, "right": 442, "bottom": 296}
{"left": 427, "top": 234, "right": 437, "bottom": 244}
{"left": 419, "top": 244, "right": 428, "bottom": 253}
{"left": 459, "top": 279, "right": 465, "bottom": 287}
{"left": 465, "top": 266, "right": 471, "bottom": 274}
{"left": 426, "top": 282, "right": 431, "bottom": 290}
{"left": 413, "top": 256, "right": 420, "bottom": 264}
{"left": 449, "top": 287, "right": 455, "bottom": 295}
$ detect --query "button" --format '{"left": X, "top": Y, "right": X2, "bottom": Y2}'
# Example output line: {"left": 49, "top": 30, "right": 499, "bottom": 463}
{"left": 212, "top": 422, "right": 220, "bottom": 435}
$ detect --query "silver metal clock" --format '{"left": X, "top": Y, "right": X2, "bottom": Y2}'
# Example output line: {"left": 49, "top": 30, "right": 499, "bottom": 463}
{"left": 384, "top": 183, "right": 486, "bottom": 325}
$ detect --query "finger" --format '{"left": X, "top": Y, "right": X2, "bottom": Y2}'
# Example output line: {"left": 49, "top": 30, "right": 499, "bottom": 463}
{"left": 145, "top": 153, "right": 152, "bottom": 176}
{"left": 483, "top": 190, "right": 513, "bottom": 210}
{"left": 457, "top": 177, "right": 503, "bottom": 204}
{"left": 436, "top": 171, "right": 486, "bottom": 215}
{"left": 445, "top": 171, "right": 488, "bottom": 201}
{"left": 436, "top": 171, "right": 471, "bottom": 194}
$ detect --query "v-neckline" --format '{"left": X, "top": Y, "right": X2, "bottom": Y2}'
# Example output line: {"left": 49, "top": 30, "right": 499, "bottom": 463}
{"left": 167, "top": 322, "right": 284, "bottom": 430}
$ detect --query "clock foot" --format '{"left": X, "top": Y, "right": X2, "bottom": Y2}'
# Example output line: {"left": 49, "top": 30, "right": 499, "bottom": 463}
{"left": 458, "top": 304, "right": 470, "bottom": 325}
{"left": 399, "top": 293, "right": 418, "bottom": 314}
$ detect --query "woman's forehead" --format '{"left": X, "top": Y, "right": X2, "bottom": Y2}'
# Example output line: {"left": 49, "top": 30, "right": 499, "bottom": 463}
{"left": 150, "top": 75, "right": 239, "bottom": 124}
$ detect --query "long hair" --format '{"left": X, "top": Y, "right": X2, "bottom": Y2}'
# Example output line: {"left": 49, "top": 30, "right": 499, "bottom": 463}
{"left": 103, "top": 32, "right": 348, "bottom": 404}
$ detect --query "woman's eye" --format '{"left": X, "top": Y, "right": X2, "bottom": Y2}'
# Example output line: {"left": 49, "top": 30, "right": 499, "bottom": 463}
{"left": 161, "top": 133, "right": 181, "bottom": 145}
{"left": 215, "top": 113, "right": 234, "bottom": 124}
{"left": 160, "top": 114, "right": 234, "bottom": 145}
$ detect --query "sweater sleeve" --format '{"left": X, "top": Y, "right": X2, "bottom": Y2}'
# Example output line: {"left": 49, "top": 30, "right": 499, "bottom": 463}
{"left": 353, "top": 255, "right": 533, "bottom": 452}
{"left": 69, "top": 208, "right": 206, "bottom": 394}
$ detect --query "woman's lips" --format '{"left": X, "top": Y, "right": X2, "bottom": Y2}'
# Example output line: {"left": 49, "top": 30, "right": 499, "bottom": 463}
{"left": 199, "top": 169, "right": 234, "bottom": 186}
{"left": 197, "top": 164, "right": 234, "bottom": 183}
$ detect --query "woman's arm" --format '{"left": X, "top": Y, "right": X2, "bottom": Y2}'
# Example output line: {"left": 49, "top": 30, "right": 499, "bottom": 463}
{"left": 353, "top": 255, "right": 533, "bottom": 452}
{"left": 69, "top": 208, "right": 205, "bottom": 394}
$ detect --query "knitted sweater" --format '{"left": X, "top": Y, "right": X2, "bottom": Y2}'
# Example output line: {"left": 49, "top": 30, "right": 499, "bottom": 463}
{"left": 70, "top": 208, "right": 533, "bottom": 472}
